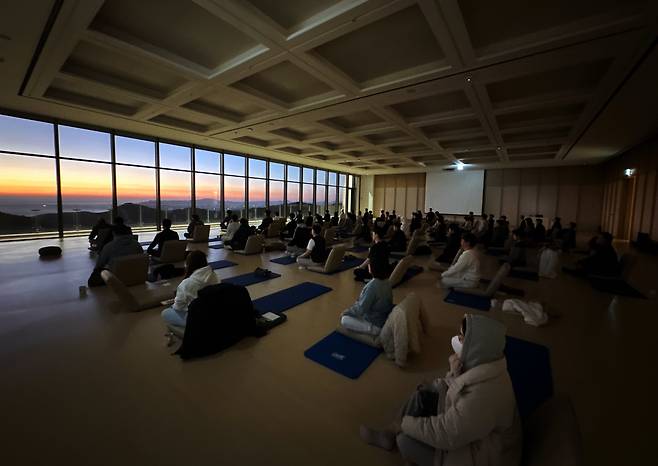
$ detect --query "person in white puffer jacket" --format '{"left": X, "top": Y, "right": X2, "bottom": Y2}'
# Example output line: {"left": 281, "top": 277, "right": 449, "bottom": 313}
{"left": 161, "top": 250, "right": 218, "bottom": 329}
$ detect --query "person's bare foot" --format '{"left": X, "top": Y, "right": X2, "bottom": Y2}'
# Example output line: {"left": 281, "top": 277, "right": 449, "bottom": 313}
{"left": 359, "top": 425, "right": 396, "bottom": 451}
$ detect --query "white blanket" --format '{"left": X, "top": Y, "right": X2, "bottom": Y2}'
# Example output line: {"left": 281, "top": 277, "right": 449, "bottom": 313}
{"left": 502, "top": 299, "right": 548, "bottom": 327}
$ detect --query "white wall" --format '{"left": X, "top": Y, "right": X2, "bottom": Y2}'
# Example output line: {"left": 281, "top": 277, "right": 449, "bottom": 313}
{"left": 359, "top": 174, "right": 374, "bottom": 212}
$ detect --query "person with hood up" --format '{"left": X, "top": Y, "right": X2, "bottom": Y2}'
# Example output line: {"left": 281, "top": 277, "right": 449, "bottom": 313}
{"left": 359, "top": 314, "right": 522, "bottom": 466}
{"left": 161, "top": 251, "right": 219, "bottom": 329}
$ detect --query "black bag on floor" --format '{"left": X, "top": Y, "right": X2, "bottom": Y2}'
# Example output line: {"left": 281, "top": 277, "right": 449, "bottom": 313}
{"left": 176, "top": 283, "right": 266, "bottom": 360}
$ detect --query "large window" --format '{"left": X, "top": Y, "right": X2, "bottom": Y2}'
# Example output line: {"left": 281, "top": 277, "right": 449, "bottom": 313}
{"left": 225, "top": 176, "right": 245, "bottom": 219}
{"left": 116, "top": 165, "right": 156, "bottom": 227}
{"left": 195, "top": 174, "right": 221, "bottom": 224}
{"left": 160, "top": 169, "right": 191, "bottom": 226}
{"left": 0, "top": 114, "right": 358, "bottom": 239}
{"left": 60, "top": 160, "right": 112, "bottom": 233}
{"left": 0, "top": 153, "right": 58, "bottom": 235}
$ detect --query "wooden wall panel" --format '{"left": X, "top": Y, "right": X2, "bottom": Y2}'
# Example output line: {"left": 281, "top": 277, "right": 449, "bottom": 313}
{"left": 373, "top": 173, "right": 426, "bottom": 219}
{"left": 538, "top": 168, "right": 559, "bottom": 220}
{"left": 519, "top": 168, "right": 540, "bottom": 216}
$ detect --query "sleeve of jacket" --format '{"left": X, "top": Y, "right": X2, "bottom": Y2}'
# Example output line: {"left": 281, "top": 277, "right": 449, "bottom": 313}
{"left": 442, "top": 252, "right": 470, "bottom": 278}
{"left": 172, "top": 280, "right": 190, "bottom": 312}
{"left": 400, "top": 389, "right": 497, "bottom": 450}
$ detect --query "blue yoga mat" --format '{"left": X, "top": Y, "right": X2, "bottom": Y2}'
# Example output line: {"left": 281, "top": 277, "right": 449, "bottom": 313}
{"left": 208, "top": 244, "right": 225, "bottom": 249}
{"left": 208, "top": 260, "right": 237, "bottom": 270}
{"left": 444, "top": 289, "right": 491, "bottom": 311}
{"left": 505, "top": 336, "right": 553, "bottom": 418}
{"left": 222, "top": 271, "right": 281, "bottom": 287}
{"left": 304, "top": 331, "right": 382, "bottom": 379}
{"left": 312, "top": 257, "right": 363, "bottom": 275}
{"left": 270, "top": 255, "right": 297, "bottom": 265}
{"left": 393, "top": 265, "right": 423, "bottom": 288}
{"left": 253, "top": 282, "right": 332, "bottom": 315}
{"left": 348, "top": 245, "right": 369, "bottom": 253}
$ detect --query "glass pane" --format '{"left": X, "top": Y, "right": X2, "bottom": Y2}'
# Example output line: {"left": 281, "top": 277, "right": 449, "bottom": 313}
{"left": 0, "top": 154, "right": 57, "bottom": 236}
{"left": 328, "top": 186, "right": 337, "bottom": 214}
{"left": 61, "top": 160, "right": 112, "bottom": 233}
{"left": 115, "top": 136, "right": 155, "bottom": 166}
{"left": 195, "top": 173, "right": 221, "bottom": 223}
{"left": 316, "top": 170, "right": 327, "bottom": 185}
{"left": 59, "top": 125, "right": 110, "bottom": 162}
{"left": 315, "top": 184, "right": 326, "bottom": 215}
{"left": 248, "top": 178, "right": 266, "bottom": 220}
{"left": 248, "top": 158, "right": 266, "bottom": 178}
{"left": 287, "top": 165, "right": 300, "bottom": 182}
{"left": 195, "top": 148, "right": 220, "bottom": 174}
{"left": 302, "top": 184, "right": 314, "bottom": 215}
{"left": 339, "top": 174, "right": 347, "bottom": 187}
{"left": 328, "top": 172, "right": 337, "bottom": 185}
{"left": 160, "top": 169, "right": 191, "bottom": 226}
{"left": 303, "top": 167, "right": 314, "bottom": 183}
{"left": 338, "top": 187, "right": 347, "bottom": 215}
{"left": 116, "top": 165, "right": 156, "bottom": 227}
{"left": 286, "top": 181, "right": 299, "bottom": 216}
{"left": 270, "top": 162, "right": 284, "bottom": 180}
{"left": 159, "top": 143, "right": 191, "bottom": 170}
{"left": 269, "top": 180, "right": 284, "bottom": 218}
{"left": 225, "top": 176, "right": 245, "bottom": 218}
{"left": 224, "top": 154, "right": 245, "bottom": 176}
{"left": 348, "top": 175, "right": 353, "bottom": 188}
{"left": 0, "top": 115, "right": 55, "bottom": 156}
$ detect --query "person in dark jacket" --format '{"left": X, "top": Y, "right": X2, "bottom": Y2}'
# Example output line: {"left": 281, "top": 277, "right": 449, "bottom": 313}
{"left": 87, "top": 224, "right": 143, "bottom": 286}
{"left": 221, "top": 210, "right": 233, "bottom": 229}
{"left": 287, "top": 216, "right": 313, "bottom": 256}
{"left": 281, "top": 213, "right": 297, "bottom": 239}
{"left": 257, "top": 210, "right": 273, "bottom": 233}
{"left": 389, "top": 222, "right": 407, "bottom": 253}
{"left": 434, "top": 223, "right": 461, "bottom": 264}
{"left": 147, "top": 218, "right": 179, "bottom": 257}
{"left": 184, "top": 214, "right": 203, "bottom": 239}
{"left": 229, "top": 218, "right": 252, "bottom": 250}
{"left": 88, "top": 218, "right": 113, "bottom": 251}
{"left": 501, "top": 229, "right": 528, "bottom": 267}
{"left": 534, "top": 218, "right": 546, "bottom": 243}
{"left": 297, "top": 224, "right": 328, "bottom": 268}
{"left": 354, "top": 228, "right": 391, "bottom": 281}
{"left": 576, "top": 232, "right": 619, "bottom": 276}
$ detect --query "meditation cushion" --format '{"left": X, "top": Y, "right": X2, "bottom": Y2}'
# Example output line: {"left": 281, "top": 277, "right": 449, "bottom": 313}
{"left": 38, "top": 246, "right": 62, "bottom": 258}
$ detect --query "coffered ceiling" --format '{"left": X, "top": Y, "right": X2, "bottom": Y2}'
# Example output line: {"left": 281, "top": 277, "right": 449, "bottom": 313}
{"left": 1, "top": 0, "right": 657, "bottom": 174}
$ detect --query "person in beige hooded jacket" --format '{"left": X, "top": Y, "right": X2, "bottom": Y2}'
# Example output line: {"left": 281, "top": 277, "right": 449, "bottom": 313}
{"left": 360, "top": 314, "right": 522, "bottom": 466}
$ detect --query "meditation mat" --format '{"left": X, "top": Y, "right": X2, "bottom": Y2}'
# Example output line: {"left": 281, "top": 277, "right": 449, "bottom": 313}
{"left": 208, "top": 238, "right": 222, "bottom": 244}
{"left": 139, "top": 241, "right": 151, "bottom": 247}
{"left": 208, "top": 260, "right": 237, "bottom": 270}
{"left": 590, "top": 277, "right": 646, "bottom": 299}
{"left": 253, "top": 282, "right": 332, "bottom": 315}
{"left": 393, "top": 265, "right": 424, "bottom": 288}
{"left": 480, "top": 278, "right": 525, "bottom": 297}
{"left": 208, "top": 244, "right": 225, "bottom": 249}
{"left": 444, "top": 290, "right": 491, "bottom": 311}
{"left": 270, "top": 255, "right": 297, "bottom": 265}
{"left": 314, "top": 256, "right": 363, "bottom": 274}
{"left": 504, "top": 336, "right": 553, "bottom": 418}
{"left": 304, "top": 331, "right": 382, "bottom": 379}
{"left": 509, "top": 269, "right": 539, "bottom": 281}
{"left": 348, "top": 245, "right": 369, "bottom": 253}
{"left": 222, "top": 271, "right": 281, "bottom": 287}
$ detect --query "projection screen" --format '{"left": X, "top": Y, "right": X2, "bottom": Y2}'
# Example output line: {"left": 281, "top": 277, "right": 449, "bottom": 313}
{"left": 425, "top": 170, "right": 485, "bottom": 215}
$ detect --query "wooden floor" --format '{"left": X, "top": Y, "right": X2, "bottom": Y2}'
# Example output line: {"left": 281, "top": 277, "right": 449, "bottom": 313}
{"left": 0, "top": 233, "right": 656, "bottom": 466}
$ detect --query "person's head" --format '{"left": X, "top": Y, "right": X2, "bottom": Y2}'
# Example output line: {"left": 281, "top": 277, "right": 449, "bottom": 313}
{"left": 305, "top": 216, "right": 314, "bottom": 227}
{"left": 536, "top": 218, "right": 543, "bottom": 225}
{"left": 429, "top": 208, "right": 433, "bottom": 212}
{"left": 113, "top": 224, "right": 131, "bottom": 236}
{"left": 289, "top": 212, "right": 296, "bottom": 220}
{"left": 231, "top": 214, "right": 238, "bottom": 221}
{"left": 371, "top": 228, "right": 382, "bottom": 242}
{"left": 192, "top": 214, "right": 200, "bottom": 222}
{"left": 598, "top": 232, "right": 613, "bottom": 246}
{"left": 393, "top": 221, "right": 401, "bottom": 230}
{"left": 162, "top": 218, "right": 172, "bottom": 230}
{"left": 227, "top": 209, "right": 232, "bottom": 215}
{"left": 114, "top": 217, "right": 125, "bottom": 226}
{"left": 524, "top": 218, "right": 534, "bottom": 226}
{"left": 97, "top": 218, "right": 107, "bottom": 226}
{"left": 489, "top": 214, "right": 494, "bottom": 219}
{"left": 184, "top": 250, "right": 208, "bottom": 278}
{"left": 368, "top": 256, "right": 389, "bottom": 280}
{"left": 451, "top": 314, "right": 506, "bottom": 372}
{"left": 239, "top": 217, "right": 249, "bottom": 227}
{"left": 512, "top": 229, "right": 526, "bottom": 240}
{"left": 448, "top": 223, "right": 459, "bottom": 234}
{"left": 265, "top": 210, "right": 271, "bottom": 217}
{"left": 469, "top": 211, "right": 474, "bottom": 217}
{"left": 461, "top": 233, "right": 477, "bottom": 250}
{"left": 312, "top": 224, "right": 322, "bottom": 236}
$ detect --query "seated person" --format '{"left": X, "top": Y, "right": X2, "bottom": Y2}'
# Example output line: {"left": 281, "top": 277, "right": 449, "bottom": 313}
{"left": 501, "top": 229, "right": 528, "bottom": 267}
{"left": 286, "top": 216, "right": 313, "bottom": 256}
{"left": 146, "top": 218, "right": 179, "bottom": 257}
{"left": 409, "top": 213, "right": 422, "bottom": 235}
{"left": 297, "top": 224, "right": 328, "bottom": 268}
{"left": 330, "top": 211, "right": 339, "bottom": 226}
{"left": 113, "top": 216, "right": 133, "bottom": 235}
{"left": 433, "top": 223, "right": 461, "bottom": 265}
{"left": 161, "top": 251, "right": 219, "bottom": 330}
{"left": 359, "top": 315, "right": 521, "bottom": 466}
{"left": 354, "top": 219, "right": 372, "bottom": 246}
{"left": 534, "top": 218, "right": 546, "bottom": 243}
{"left": 548, "top": 217, "right": 563, "bottom": 239}
{"left": 562, "top": 222, "right": 577, "bottom": 251}
{"left": 438, "top": 233, "right": 480, "bottom": 288}
{"left": 220, "top": 210, "right": 233, "bottom": 229}
{"left": 340, "top": 256, "right": 394, "bottom": 336}
{"left": 88, "top": 218, "right": 112, "bottom": 251}
{"left": 324, "top": 211, "right": 331, "bottom": 223}
{"left": 257, "top": 210, "right": 273, "bottom": 233}
{"left": 184, "top": 214, "right": 204, "bottom": 239}
{"left": 575, "top": 232, "right": 619, "bottom": 277}
{"left": 473, "top": 214, "right": 489, "bottom": 239}
{"left": 281, "top": 213, "right": 297, "bottom": 239}
{"left": 222, "top": 214, "right": 240, "bottom": 242}
{"left": 354, "top": 229, "right": 391, "bottom": 281}
{"left": 490, "top": 219, "right": 509, "bottom": 247}
{"left": 388, "top": 222, "right": 407, "bottom": 253}
{"left": 88, "top": 223, "right": 143, "bottom": 286}
{"left": 228, "top": 218, "right": 253, "bottom": 250}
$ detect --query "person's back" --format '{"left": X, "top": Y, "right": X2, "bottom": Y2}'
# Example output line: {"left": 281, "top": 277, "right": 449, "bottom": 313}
{"left": 290, "top": 224, "right": 310, "bottom": 248}
{"left": 231, "top": 220, "right": 252, "bottom": 250}
{"left": 96, "top": 230, "right": 143, "bottom": 269}
{"left": 310, "top": 234, "right": 328, "bottom": 263}
{"left": 344, "top": 276, "right": 393, "bottom": 331}
{"left": 389, "top": 227, "right": 407, "bottom": 252}
{"left": 588, "top": 242, "right": 619, "bottom": 276}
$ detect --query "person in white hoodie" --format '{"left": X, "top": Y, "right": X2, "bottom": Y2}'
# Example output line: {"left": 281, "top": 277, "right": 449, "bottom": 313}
{"left": 161, "top": 250, "right": 219, "bottom": 329}
{"left": 222, "top": 214, "right": 240, "bottom": 242}
{"left": 439, "top": 233, "right": 480, "bottom": 289}
{"left": 359, "top": 314, "right": 522, "bottom": 466}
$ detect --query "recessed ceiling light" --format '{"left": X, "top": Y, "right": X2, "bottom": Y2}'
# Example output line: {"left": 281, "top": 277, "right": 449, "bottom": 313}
{"left": 496, "top": 146, "right": 502, "bottom": 150}
{"left": 455, "top": 161, "right": 465, "bottom": 171}
{"left": 465, "top": 76, "right": 472, "bottom": 83}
